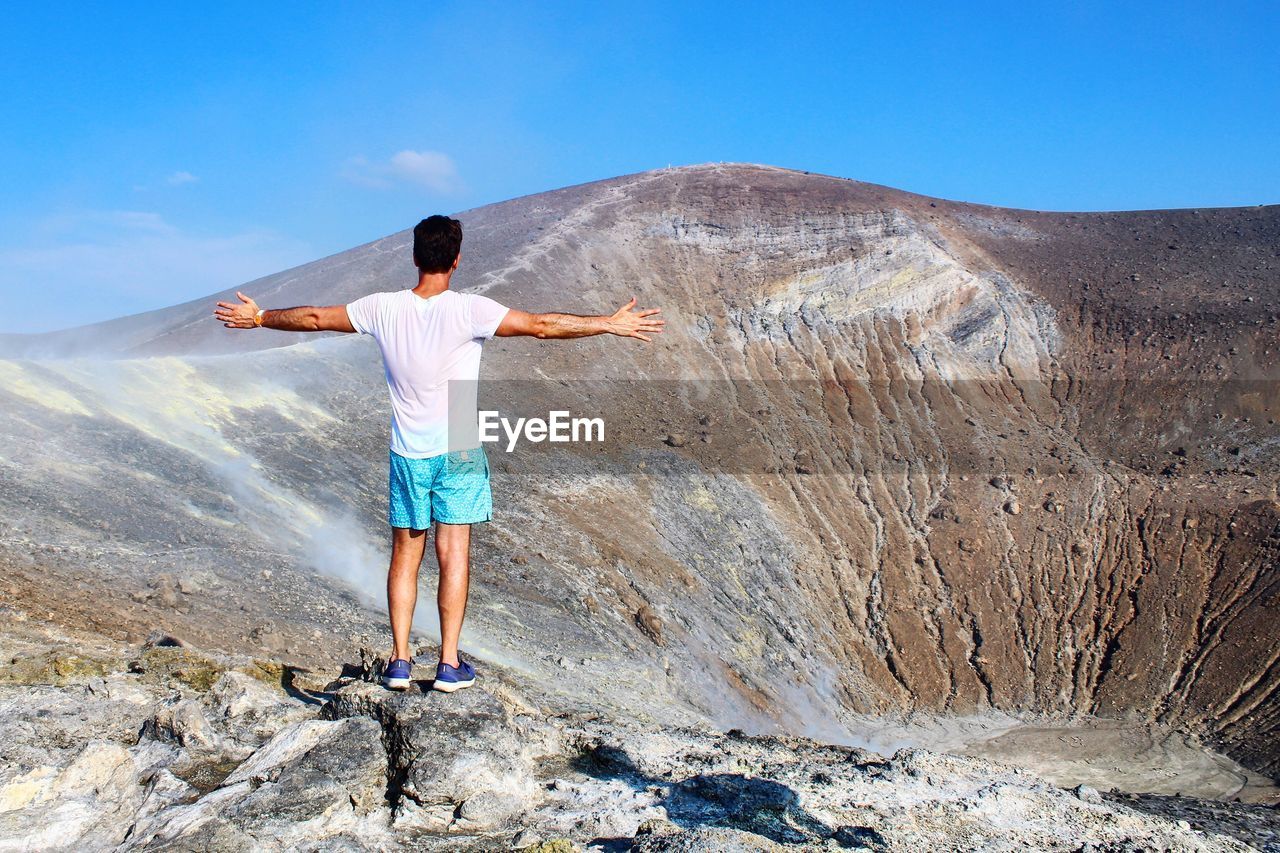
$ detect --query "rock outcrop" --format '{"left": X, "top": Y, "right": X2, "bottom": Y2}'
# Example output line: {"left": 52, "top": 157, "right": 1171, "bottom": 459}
{"left": 2, "top": 634, "right": 1273, "bottom": 850}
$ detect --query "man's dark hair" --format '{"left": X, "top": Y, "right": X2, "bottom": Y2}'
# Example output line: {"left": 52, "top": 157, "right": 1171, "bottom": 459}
{"left": 412, "top": 215, "right": 463, "bottom": 273}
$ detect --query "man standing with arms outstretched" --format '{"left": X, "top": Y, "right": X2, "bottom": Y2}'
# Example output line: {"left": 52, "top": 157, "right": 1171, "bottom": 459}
{"left": 215, "top": 215, "right": 663, "bottom": 692}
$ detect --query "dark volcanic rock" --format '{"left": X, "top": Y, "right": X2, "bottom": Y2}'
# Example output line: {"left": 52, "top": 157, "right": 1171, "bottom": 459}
{"left": 124, "top": 716, "right": 390, "bottom": 849}
{"left": 226, "top": 717, "right": 387, "bottom": 822}
{"left": 325, "top": 679, "right": 541, "bottom": 831}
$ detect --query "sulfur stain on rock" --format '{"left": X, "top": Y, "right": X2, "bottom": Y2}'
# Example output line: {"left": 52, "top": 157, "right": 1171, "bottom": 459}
{"left": 137, "top": 646, "right": 228, "bottom": 692}
{"left": 0, "top": 647, "right": 115, "bottom": 686}
{"left": 634, "top": 605, "right": 664, "bottom": 645}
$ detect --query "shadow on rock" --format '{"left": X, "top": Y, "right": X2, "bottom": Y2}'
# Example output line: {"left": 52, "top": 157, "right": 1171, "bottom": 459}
{"left": 574, "top": 740, "right": 885, "bottom": 849}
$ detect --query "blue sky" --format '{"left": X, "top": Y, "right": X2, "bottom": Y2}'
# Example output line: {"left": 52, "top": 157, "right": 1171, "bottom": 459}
{"left": 2, "top": 2, "right": 1277, "bottom": 333}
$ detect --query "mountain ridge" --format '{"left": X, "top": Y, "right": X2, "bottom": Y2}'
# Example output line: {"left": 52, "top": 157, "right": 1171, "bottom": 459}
{"left": 4, "top": 163, "right": 1276, "bottom": 360}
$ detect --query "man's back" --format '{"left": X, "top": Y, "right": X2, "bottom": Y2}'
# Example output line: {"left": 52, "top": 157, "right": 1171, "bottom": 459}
{"left": 214, "top": 211, "right": 660, "bottom": 693}
{"left": 346, "top": 288, "right": 509, "bottom": 459}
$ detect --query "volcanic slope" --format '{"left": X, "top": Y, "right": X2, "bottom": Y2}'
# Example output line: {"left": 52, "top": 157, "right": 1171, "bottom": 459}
{"left": 2, "top": 163, "right": 1278, "bottom": 787}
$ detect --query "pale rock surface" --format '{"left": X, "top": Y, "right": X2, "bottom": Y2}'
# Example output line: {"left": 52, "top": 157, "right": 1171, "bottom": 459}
{"left": 0, "top": 631, "right": 1271, "bottom": 851}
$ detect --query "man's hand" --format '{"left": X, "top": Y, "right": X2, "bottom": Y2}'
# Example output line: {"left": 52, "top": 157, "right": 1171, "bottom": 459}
{"left": 214, "top": 292, "right": 260, "bottom": 329}
{"left": 604, "top": 298, "right": 664, "bottom": 342}
{"left": 214, "top": 295, "right": 356, "bottom": 333}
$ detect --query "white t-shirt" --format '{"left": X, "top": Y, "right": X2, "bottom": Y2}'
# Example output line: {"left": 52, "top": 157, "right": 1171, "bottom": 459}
{"left": 346, "top": 289, "right": 509, "bottom": 458}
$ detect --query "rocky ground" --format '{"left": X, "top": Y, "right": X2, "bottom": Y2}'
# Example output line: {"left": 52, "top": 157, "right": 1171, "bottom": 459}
{"left": 1, "top": 619, "right": 1276, "bottom": 852}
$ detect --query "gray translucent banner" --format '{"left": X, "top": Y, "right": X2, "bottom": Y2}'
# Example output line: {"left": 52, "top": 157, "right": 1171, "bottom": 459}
{"left": 447, "top": 379, "right": 1280, "bottom": 478}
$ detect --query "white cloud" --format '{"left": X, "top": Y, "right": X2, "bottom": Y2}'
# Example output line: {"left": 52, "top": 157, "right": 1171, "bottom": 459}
{"left": 166, "top": 170, "right": 199, "bottom": 186}
{"left": 31, "top": 209, "right": 174, "bottom": 236}
{"left": 341, "top": 149, "right": 461, "bottom": 193}
{"left": 387, "top": 150, "right": 458, "bottom": 190}
{"left": 0, "top": 209, "right": 311, "bottom": 334}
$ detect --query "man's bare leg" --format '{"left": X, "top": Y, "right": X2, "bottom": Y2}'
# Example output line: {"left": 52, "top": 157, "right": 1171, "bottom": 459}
{"left": 388, "top": 526, "right": 428, "bottom": 661}
{"left": 435, "top": 522, "right": 471, "bottom": 667}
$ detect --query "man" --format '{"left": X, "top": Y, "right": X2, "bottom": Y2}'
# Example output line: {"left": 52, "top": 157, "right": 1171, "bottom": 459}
{"left": 215, "top": 215, "right": 662, "bottom": 692}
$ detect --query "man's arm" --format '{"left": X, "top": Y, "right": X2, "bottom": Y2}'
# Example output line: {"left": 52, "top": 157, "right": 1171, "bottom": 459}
{"left": 495, "top": 298, "right": 663, "bottom": 342}
{"left": 214, "top": 292, "right": 356, "bottom": 333}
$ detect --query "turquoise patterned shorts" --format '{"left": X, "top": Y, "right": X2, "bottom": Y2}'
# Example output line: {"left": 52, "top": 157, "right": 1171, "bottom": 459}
{"left": 388, "top": 447, "right": 492, "bottom": 529}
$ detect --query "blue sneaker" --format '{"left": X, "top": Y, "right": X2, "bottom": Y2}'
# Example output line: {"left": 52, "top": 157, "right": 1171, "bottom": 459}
{"left": 383, "top": 658, "right": 412, "bottom": 690}
{"left": 433, "top": 656, "right": 476, "bottom": 693}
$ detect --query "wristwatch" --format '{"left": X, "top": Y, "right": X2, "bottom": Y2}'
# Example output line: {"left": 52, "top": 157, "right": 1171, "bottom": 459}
{"left": 253, "top": 309, "right": 265, "bottom": 327}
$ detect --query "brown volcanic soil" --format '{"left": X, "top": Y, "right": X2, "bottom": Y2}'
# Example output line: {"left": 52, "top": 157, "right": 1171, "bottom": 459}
{"left": 1, "top": 163, "right": 1277, "bottom": 796}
